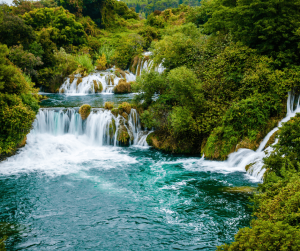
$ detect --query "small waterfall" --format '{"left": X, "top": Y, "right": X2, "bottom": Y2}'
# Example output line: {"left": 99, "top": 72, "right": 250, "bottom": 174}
{"left": 33, "top": 108, "right": 151, "bottom": 147}
{"left": 59, "top": 68, "right": 135, "bottom": 94}
{"left": 225, "top": 92, "right": 300, "bottom": 180}
{"left": 59, "top": 53, "right": 165, "bottom": 94}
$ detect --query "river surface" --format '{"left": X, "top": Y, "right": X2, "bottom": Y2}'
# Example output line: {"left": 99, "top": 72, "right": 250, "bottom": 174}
{"left": 0, "top": 94, "right": 257, "bottom": 250}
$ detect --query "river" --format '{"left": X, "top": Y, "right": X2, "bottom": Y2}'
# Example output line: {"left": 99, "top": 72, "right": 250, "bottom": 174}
{"left": 0, "top": 94, "right": 257, "bottom": 250}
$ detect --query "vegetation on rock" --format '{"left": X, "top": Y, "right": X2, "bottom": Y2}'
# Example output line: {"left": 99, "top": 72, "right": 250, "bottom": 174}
{"left": 79, "top": 104, "right": 91, "bottom": 120}
{"left": 114, "top": 79, "right": 131, "bottom": 93}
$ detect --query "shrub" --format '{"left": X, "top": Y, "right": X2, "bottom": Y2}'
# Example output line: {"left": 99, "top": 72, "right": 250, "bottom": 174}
{"left": 96, "top": 54, "right": 107, "bottom": 71}
{"left": 0, "top": 13, "right": 36, "bottom": 47}
{"left": 0, "top": 44, "right": 39, "bottom": 157}
{"left": 112, "top": 34, "right": 144, "bottom": 70}
{"left": 9, "top": 45, "right": 43, "bottom": 78}
{"left": 96, "top": 45, "right": 115, "bottom": 66}
{"left": 75, "top": 54, "right": 94, "bottom": 74}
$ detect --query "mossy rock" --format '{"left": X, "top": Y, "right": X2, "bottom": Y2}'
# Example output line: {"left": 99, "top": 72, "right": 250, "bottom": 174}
{"left": 114, "top": 79, "right": 131, "bottom": 93}
{"left": 77, "top": 77, "right": 83, "bottom": 86}
{"left": 111, "top": 108, "right": 119, "bottom": 117}
{"left": 122, "top": 112, "right": 128, "bottom": 120}
{"left": 69, "top": 74, "right": 75, "bottom": 83}
{"left": 79, "top": 104, "right": 91, "bottom": 120}
{"left": 221, "top": 186, "right": 256, "bottom": 194}
{"left": 104, "top": 102, "right": 114, "bottom": 110}
{"left": 115, "top": 68, "right": 126, "bottom": 78}
{"left": 130, "top": 56, "right": 140, "bottom": 73}
{"left": 146, "top": 131, "right": 199, "bottom": 154}
{"left": 245, "top": 162, "right": 255, "bottom": 172}
{"left": 118, "top": 102, "right": 131, "bottom": 114}
{"left": 109, "top": 118, "right": 116, "bottom": 138}
{"left": 17, "top": 136, "right": 27, "bottom": 148}
{"left": 93, "top": 80, "right": 103, "bottom": 93}
{"left": 117, "top": 125, "right": 130, "bottom": 145}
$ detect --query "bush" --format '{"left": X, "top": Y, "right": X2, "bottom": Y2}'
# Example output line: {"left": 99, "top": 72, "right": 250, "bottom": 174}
{"left": 0, "top": 44, "right": 39, "bottom": 157}
{"left": 112, "top": 34, "right": 144, "bottom": 70}
{"left": 9, "top": 45, "right": 43, "bottom": 78}
{"left": 95, "top": 45, "right": 115, "bottom": 66}
{"left": 0, "top": 13, "right": 36, "bottom": 47}
{"left": 75, "top": 54, "right": 94, "bottom": 74}
{"left": 23, "top": 7, "right": 87, "bottom": 47}
{"left": 96, "top": 54, "right": 107, "bottom": 71}
{"left": 218, "top": 114, "right": 300, "bottom": 250}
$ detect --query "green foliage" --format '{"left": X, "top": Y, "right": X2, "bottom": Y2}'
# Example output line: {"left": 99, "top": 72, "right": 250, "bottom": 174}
{"left": 8, "top": 45, "right": 43, "bottom": 78}
{"left": 138, "top": 26, "right": 161, "bottom": 49}
{"left": 95, "top": 45, "right": 115, "bottom": 66}
{"left": 146, "top": 12, "right": 165, "bottom": 28}
{"left": 28, "top": 41, "right": 44, "bottom": 59}
{"left": 204, "top": 0, "right": 300, "bottom": 66}
{"left": 0, "top": 12, "right": 36, "bottom": 48}
{"left": 140, "top": 110, "right": 157, "bottom": 128}
{"left": 0, "top": 44, "right": 39, "bottom": 156}
{"left": 75, "top": 54, "right": 94, "bottom": 74}
{"left": 53, "top": 47, "right": 77, "bottom": 77}
{"left": 151, "top": 22, "right": 206, "bottom": 70}
{"left": 219, "top": 116, "right": 300, "bottom": 250}
{"left": 133, "top": 70, "right": 166, "bottom": 106}
{"left": 23, "top": 7, "right": 87, "bottom": 47}
{"left": 112, "top": 34, "right": 144, "bottom": 69}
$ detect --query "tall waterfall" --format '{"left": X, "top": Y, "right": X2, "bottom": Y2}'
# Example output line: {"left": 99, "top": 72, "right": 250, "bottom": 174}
{"left": 225, "top": 92, "right": 300, "bottom": 180}
{"left": 33, "top": 108, "right": 151, "bottom": 147}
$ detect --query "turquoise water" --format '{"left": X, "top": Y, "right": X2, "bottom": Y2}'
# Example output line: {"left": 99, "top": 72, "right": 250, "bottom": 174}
{"left": 40, "top": 93, "right": 134, "bottom": 107}
{"left": 0, "top": 94, "right": 257, "bottom": 250}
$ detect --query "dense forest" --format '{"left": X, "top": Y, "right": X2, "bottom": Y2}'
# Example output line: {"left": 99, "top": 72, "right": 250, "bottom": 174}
{"left": 1, "top": 0, "right": 300, "bottom": 249}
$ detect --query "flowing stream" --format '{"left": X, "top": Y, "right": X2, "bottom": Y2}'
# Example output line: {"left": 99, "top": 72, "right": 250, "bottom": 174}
{"left": 0, "top": 94, "right": 257, "bottom": 250}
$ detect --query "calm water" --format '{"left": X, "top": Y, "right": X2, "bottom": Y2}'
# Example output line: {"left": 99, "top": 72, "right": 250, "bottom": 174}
{"left": 0, "top": 94, "right": 257, "bottom": 250}
{"left": 40, "top": 93, "right": 135, "bottom": 107}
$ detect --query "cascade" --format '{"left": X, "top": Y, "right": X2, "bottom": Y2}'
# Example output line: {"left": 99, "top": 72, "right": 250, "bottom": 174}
{"left": 225, "top": 92, "right": 300, "bottom": 180}
{"left": 33, "top": 108, "right": 151, "bottom": 147}
{"left": 59, "top": 68, "right": 136, "bottom": 94}
{"left": 59, "top": 52, "right": 165, "bottom": 94}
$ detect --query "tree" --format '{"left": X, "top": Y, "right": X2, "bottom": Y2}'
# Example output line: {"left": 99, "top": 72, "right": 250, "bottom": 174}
{"left": 0, "top": 12, "right": 36, "bottom": 47}
{"left": 205, "top": 0, "right": 300, "bottom": 66}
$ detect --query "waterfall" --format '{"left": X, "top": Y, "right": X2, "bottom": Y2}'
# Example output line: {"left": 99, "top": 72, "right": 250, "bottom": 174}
{"left": 59, "top": 53, "right": 165, "bottom": 94}
{"left": 225, "top": 92, "right": 300, "bottom": 180}
{"left": 59, "top": 68, "right": 136, "bottom": 94}
{"left": 33, "top": 108, "right": 152, "bottom": 147}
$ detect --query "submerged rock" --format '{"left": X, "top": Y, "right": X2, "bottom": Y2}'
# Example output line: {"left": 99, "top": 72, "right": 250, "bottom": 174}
{"left": 221, "top": 186, "right": 256, "bottom": 194}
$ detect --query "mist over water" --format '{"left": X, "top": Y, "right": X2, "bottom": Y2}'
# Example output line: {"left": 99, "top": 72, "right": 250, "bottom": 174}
{"left": 0, "top": 94, "right": 257, "bottom": 250}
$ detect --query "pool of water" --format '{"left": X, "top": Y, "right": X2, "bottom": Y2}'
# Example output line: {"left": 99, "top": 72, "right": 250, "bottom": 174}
{"left": 40, "top": 93, "right": 135, "bottom": 108}
{"left": 0, "top": 94, "right": 257, "bottom": 250}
